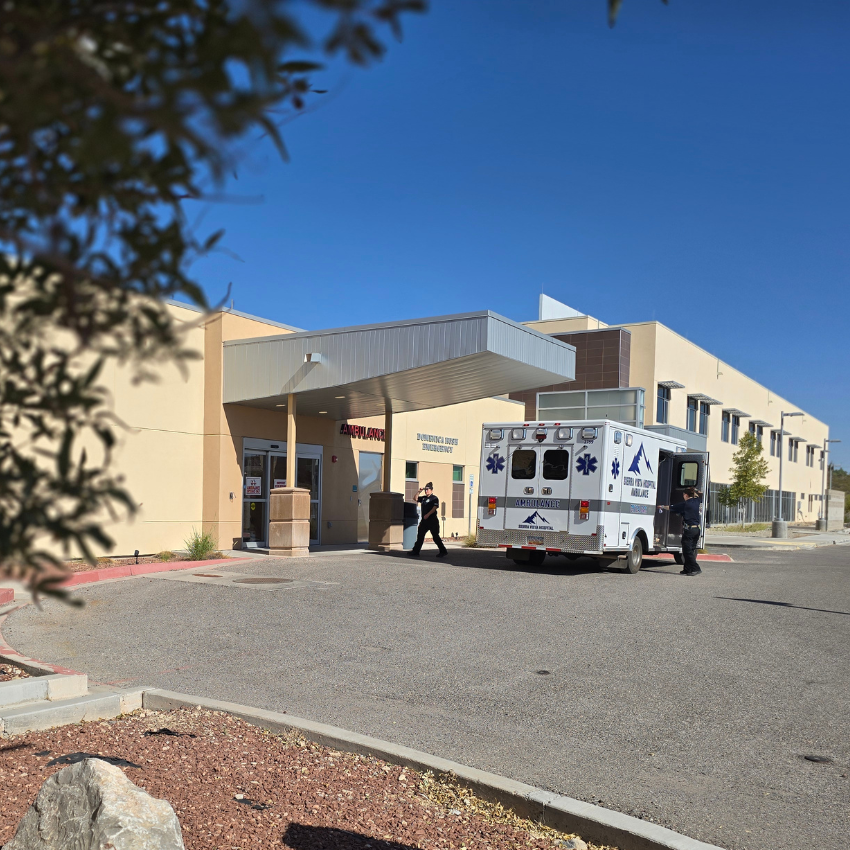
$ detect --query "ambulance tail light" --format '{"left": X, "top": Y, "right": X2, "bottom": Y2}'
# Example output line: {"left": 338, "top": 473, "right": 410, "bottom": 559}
{"left": 488, "top": 497, "right": 497, "bottom": 516}
{"left": 580, "top": 500, "right": 590, "bottom": 518}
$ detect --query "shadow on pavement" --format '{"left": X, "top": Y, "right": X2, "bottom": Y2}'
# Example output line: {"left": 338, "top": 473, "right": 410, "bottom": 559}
{"left": 715, "top": 597, "right": 850, "bottom": 616}
{"left": 283, "top": 823, "right": 417, "bottom": 850}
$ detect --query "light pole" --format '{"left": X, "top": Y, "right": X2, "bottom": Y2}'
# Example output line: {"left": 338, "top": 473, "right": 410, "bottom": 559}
{"left": 817, "top": 438, "right": 841, "bottom": 531}
{"left": 773, "top": 410, "right": 803, "bottom": 538}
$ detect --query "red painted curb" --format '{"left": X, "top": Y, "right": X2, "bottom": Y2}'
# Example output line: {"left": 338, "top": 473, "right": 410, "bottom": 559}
{"left": 60, "top": 556, "right": 250, "bottom": 588}
{"left": 0, "top": 588, "right": 13, "bottom": 605}
{"left": 644, "top": 553, "right": 733, "bottom": 562}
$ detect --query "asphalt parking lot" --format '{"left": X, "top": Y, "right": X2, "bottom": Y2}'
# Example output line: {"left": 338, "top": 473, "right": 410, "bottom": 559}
{"left": 4, "top": 545, "right": 849, "bottom": 850}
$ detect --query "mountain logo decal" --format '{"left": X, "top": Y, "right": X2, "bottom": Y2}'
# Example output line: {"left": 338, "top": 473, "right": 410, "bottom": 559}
{"left": 522, "top": 510, "right": 549, "bottom": 525}
{"left": 628, "top": 442, "right": 653, "bottom": 475}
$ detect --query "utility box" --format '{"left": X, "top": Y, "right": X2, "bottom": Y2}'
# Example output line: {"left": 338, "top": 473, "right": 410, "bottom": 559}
{"left": 826, "top": 489, "right": 846, "bottom": 531}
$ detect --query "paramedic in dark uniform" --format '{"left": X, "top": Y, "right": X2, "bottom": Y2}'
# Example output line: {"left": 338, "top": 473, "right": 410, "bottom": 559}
{"left": 409, "top": 482, "right": 448, "bottom": 558}
{"left": 660, "top": 487, "right": 704, "bottom": 576}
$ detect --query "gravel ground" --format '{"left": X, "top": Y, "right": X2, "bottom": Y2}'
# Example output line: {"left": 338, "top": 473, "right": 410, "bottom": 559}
{"left": 4, "top": 545, "right": 849, "bottom": 850}
{"left": 0, "top": 708, "right": 603, "bottom": 850}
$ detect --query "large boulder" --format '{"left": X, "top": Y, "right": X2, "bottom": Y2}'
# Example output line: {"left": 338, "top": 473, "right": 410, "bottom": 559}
{"left": 4, "top": 757, "right": 184, "bottom": 850}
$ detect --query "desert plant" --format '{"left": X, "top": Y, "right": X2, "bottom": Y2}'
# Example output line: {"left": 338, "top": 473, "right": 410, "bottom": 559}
{"left": 156, "top": 551, "right": 176, "bottom": 563}
{"left": 184, "top": 529, "right": 218, "bottom": 561}
{"left": 463, "top": 533, "right": 477, "bottom": 548}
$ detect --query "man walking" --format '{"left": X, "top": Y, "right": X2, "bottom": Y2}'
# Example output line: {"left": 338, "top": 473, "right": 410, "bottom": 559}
{"left": 409, "top": 482, "right": 448, "bottom": 558}
{"left": 660, "top": 487, "right": 704, "bottom": 575}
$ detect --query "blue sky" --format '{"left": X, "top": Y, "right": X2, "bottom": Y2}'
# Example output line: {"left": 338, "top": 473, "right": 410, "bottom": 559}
{"left": 186, "top": 0, "right": 850, "bottom": 467}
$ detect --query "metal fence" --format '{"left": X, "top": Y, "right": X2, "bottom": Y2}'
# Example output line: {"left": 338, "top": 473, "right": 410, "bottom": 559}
{"left": 708, "top": 483, "right": 795, "bottom": 526}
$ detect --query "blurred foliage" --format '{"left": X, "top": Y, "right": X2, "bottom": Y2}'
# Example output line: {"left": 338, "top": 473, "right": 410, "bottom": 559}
{"left": 0, "top": 0, "right": 424, "bottom": 599}
{"left": 608, "top": 0, "right": 669, "bottom": 28}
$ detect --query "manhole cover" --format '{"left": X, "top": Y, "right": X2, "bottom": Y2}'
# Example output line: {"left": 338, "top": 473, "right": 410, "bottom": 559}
{"left": 193, "top": 573, "right": 222, "bottom": 578}
{"left": 233, "top": 577, "right": 295, "bottom": 585}
{"left": 803, "top": 754, "right": 833, "bottom": 764}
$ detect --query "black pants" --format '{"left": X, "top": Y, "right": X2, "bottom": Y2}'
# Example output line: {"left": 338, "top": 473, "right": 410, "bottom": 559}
{"left": 682, "top": 526, "right": 701, "bottom": 572}
{"left": 412, "top": 514, "right": 447, "bottom": 555}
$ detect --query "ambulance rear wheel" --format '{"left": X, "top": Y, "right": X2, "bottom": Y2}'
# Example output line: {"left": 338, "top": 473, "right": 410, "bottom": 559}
{"left": 624, "top": 536, "right": 643, "bottom": 573}
{"left": 673, "top": 552, "right": 685, "bottom": 566}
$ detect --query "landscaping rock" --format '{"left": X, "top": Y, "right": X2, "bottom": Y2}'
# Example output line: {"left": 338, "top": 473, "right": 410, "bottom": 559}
{"left": 3, "top": 757, "right": 184, "bottom": 850}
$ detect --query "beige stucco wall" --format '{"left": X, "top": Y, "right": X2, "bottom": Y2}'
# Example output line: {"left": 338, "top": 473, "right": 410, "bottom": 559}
{"left": 635, "top": 321, "right": 829, "bottom": 521}
{"left": 389, "top": 396, "right": 523, "bottom": 539}
{"left": 96, "top": 303, "right": 207, "bottom": 556}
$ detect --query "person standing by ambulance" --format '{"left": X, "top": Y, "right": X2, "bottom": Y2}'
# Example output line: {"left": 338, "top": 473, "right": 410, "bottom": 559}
{"left": 659, "top": 487, "right": 704, "bottom": 575}
{"left": 409, "top": 482, "right": 448, "bottom": 558}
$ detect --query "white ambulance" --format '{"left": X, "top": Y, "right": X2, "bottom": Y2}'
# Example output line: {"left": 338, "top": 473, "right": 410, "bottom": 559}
{"left": 477, "top": 419, "right": 709, "bottom": 572}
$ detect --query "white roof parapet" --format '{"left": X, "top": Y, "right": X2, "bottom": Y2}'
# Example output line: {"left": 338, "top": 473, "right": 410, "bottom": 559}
{"left": 722, "top": 407, "right": 751, "bottom": 417}
{"left": 658, "top": 380, "right": 685, "bottom": 389}
{"left": 222, "top": 310, "right": 577, "bottom": 419}
{"left": 688, "top": 393, "right": 723, "bottom": 405}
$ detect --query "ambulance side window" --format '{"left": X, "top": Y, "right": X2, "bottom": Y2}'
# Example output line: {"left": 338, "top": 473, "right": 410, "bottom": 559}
{"left": 679, "top": 462, "right": 699, "bottom": 486}
{"left": 511, "top": 450, "right": 537, "bottom": 479}
{"left": 542, "top": 450, "right": 570, "bottom": 480}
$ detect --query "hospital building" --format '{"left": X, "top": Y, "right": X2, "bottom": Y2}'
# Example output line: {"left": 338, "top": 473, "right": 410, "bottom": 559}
{"left": 92, "top": 294, "right": 832, "bottom": 556}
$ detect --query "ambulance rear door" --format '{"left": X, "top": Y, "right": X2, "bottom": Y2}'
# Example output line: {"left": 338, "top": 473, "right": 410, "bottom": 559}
{"left": 668, "top": 452, "right": 711, "bottom": 549}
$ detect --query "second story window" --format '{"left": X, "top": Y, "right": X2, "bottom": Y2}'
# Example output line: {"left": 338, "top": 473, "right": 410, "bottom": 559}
{"left": 770, "top": 431, "right": 777, "bottom": 456}
{"left": 721, "top": 411, "right": 730, "bottom": 442}
{"left": 731, "top": 415, "right": 740, "bottom": 445}
{"left": 699, "top": 402, "right": 710, "bottom": 436}
{"left": 656, "top": 386, "right": 671, "bottom": 425}
{"left": 687, "top": 397, "right": 698, "bottom": 432}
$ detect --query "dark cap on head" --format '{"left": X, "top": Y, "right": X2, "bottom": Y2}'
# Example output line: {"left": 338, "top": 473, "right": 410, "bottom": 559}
{"left": 424, "top": 482, "right": 433, "bottom": 490}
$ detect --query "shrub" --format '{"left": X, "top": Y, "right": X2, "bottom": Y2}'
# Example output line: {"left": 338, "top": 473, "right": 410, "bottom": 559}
{"left": 95, "top": 557, "right": 114, "bottom": 566}
{"left": 156, "top": 551, "right": 176, "bottom": 562}
{"left": 184, "top": 529, "right": 218, "bottom": 561}
{"left": 463, "top": 533, "right": 477, "bottom": 548}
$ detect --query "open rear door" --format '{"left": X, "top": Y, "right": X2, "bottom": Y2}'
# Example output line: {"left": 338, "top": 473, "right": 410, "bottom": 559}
{"left": 669, "top": 453, "right": 710, "bottom": 549}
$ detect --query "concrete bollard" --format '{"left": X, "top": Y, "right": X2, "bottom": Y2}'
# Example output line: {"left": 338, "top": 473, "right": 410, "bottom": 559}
{"left": 771, "top": 520, "right": 788, "bottom": 539}
{"left": 367, "top": 492, "right": 404, "bottom": 552}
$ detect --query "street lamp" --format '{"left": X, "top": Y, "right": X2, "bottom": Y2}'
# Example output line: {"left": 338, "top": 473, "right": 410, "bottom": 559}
{"left": 817, "top": 438, "right": 842, "bottom": 531}
{"left": 772, "top": 410, "right": 804, "bottom": 538}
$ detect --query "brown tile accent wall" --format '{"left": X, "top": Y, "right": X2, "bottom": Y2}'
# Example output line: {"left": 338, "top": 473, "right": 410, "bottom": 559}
{"left": 452, "top": 482, "right": 465, "bottom": 518}
{"left": 510, "top": 328, "right": 631, "bottom": 420}
{"left": 405, "top": 480, "right": 419, "bottom": 503}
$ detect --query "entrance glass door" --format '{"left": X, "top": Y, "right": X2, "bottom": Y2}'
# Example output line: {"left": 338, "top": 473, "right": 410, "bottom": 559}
{"left": 357, "top": 451, "right": 383, "bottom": 542}
{"left": 297, "top": 456, "right": 320, "bottom": 542}
{"left": 242, "top": 452, "right": 267, "bottom": 547}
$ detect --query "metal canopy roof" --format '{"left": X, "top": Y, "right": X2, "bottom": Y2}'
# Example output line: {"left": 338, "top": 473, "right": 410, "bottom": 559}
{"left": 722, "top": 407, "right": 751, "bottom": 417}
{"left": 658, "top": 380, "right": 685, "bottom": 389}
{"left": 689, "top": 393, "right": 723, "bottom": 405}
{"left": 749, "top": 419, "right": 774, "bottom": 427}
{"left": 222, "top": 311, "right": 576, "bottom": 419}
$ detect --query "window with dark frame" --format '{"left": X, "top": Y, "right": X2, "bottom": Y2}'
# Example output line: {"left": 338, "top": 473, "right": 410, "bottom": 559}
{"left": 699, "top": 402, "right": 710, "bottom": 436}
{"left": 731, "top": 415, "right": 740, "bottom": 445}
{"left": 721, "top": 411, "right": 730, "bottom": 443}
{"left": 770, "top": 431, "right": 777, "bottom": 456}
{"left": 656, "top": 386, "right": 670, "bottom": 425}
{"left": 687, "top": 397, "right": 698, "bottom": 432}
{"left": 757, "top": 425, "right": 763, "bottom": 445}
{"left": 542, "top": 449, "right": 570, "bottom": 480}
{"left": 511, "top": 450, "right": 536, "bottom": 480}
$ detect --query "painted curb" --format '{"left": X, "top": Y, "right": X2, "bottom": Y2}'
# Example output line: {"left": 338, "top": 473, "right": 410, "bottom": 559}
{"left": 59, "top": 556, "right": 251, "bottom": 587}
{"left": 142, "top": 688, "right": 725, "bottom": 850}
{"left": 643, "top": 554, "right": 732, "bottom": 563}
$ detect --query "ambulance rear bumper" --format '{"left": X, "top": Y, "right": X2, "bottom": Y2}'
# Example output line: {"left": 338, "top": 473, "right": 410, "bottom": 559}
{"left": 477, "top": 527, "right": 605, "bottom": 553}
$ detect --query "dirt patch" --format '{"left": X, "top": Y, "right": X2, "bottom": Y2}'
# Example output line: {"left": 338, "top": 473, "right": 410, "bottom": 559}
{"left": 64, "top": 554, "right": 227, "bottom": 573}
{"left": 0, "top": 663, "right": 30, "bottom": 682}
{"left": 0, "top": 708, "right": 611, "bottom": 850}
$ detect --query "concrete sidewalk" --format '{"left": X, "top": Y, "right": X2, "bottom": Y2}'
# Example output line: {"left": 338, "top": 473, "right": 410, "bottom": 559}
{"left": 705, "top": 525, "right": 850, "bottom": 550}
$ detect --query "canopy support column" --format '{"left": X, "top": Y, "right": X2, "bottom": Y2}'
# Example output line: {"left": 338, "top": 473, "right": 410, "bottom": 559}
{"left": 368, "top": 406, "right": 403, "bottom": 552}
{"left": 269, "top": 392, "right": 310, "bottom": 557}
